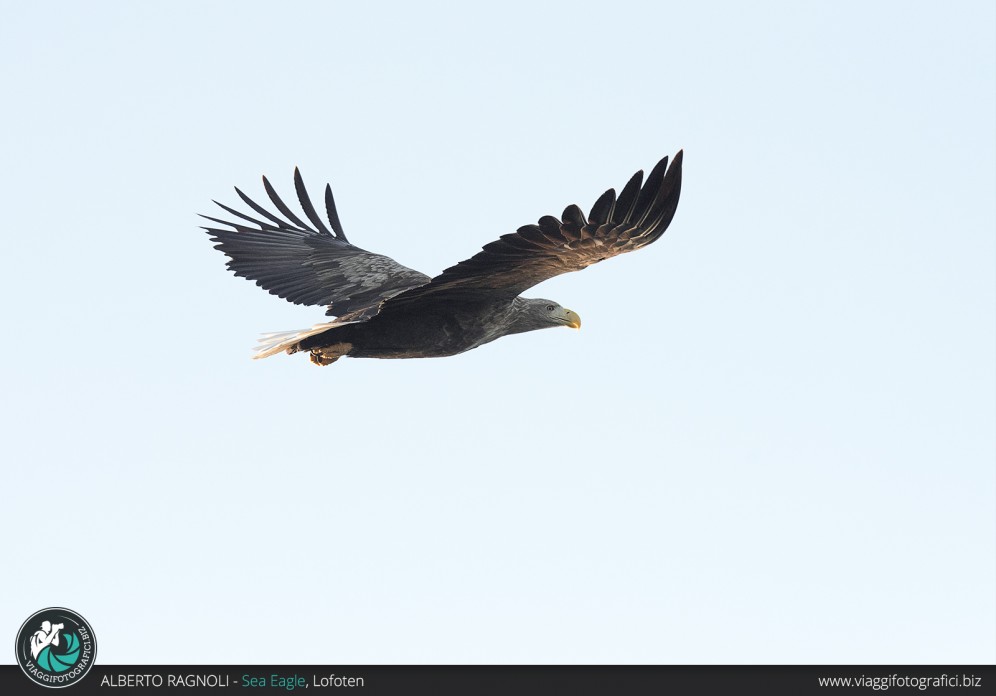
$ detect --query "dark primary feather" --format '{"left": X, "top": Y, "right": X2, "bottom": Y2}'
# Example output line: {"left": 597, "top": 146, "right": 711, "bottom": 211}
{"left": 381, "top": 151, "right": 683, "bottom": 309}
{"left": 202, "top": 170, "right": 429, "bottom": 317}
{"left": 324, "top": 184, "right": 347, "bottom": 242}
{"left": 293, "top": 168, "right": 333, "bottom": 237}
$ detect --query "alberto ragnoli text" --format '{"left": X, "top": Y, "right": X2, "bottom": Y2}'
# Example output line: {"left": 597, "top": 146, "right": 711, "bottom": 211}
{"left": 100, "top": 672, "right": 365, "bottom": 688}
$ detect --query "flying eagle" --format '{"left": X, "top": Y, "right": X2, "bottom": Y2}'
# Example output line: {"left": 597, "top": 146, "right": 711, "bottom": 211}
{"left": 203, "top": 152, "right": 683, "bottom": 366}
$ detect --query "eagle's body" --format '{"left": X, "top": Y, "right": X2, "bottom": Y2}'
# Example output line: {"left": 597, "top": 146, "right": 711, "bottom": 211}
{"left": 203, "top": 153, "right": 682, "bottom": 365}
{"left": 294, "top": 297, "right": 572, "bottom": 364}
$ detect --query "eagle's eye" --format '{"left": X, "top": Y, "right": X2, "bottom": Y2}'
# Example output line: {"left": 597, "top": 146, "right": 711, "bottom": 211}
{"left": 546, "top": 305, "right": 554, "bottom": 311}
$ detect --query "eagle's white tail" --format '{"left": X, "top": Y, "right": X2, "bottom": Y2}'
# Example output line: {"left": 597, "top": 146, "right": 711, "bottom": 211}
{"left": 253, "top": 320, "right": 356, "bottom": 359}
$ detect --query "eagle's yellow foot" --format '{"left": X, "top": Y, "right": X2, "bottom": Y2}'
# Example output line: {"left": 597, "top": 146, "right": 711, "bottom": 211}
{"left": 310, "top": 349, "right": 341, "bottom": 366}
{"left": 309, "top": 342, "right": 352, "bottom": 366}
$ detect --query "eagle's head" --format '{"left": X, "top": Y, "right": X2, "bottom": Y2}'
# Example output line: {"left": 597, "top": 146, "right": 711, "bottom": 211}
{"left": 512, "top": 298, "right": 582, "bottom": 332}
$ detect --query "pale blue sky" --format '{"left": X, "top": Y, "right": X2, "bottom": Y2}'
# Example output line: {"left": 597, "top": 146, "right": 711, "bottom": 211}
{"left": 2, "top": 1, "right": 994, "bottom": 664}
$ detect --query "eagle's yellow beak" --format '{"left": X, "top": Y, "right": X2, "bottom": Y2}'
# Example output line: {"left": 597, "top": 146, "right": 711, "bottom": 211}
{"left": 564, "top": 309, "right": 581, "bottom": 330}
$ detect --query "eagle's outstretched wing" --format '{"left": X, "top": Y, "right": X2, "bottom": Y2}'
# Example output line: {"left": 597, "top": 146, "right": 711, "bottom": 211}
{"left": 382, "top": 151, "right": 682, "bottom": 309}
{"left": 202, "top": 169, "right": 431, "bottom": 318}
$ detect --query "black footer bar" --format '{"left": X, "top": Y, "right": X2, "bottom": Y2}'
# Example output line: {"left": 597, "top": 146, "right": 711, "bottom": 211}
{"left": 1, "top": 664, "right": 992, "bottom": 695}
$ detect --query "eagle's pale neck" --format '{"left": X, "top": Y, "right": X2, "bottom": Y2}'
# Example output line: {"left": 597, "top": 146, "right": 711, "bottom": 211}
{"left": 502, "top": 297, "right": 554, "bottom": 336}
